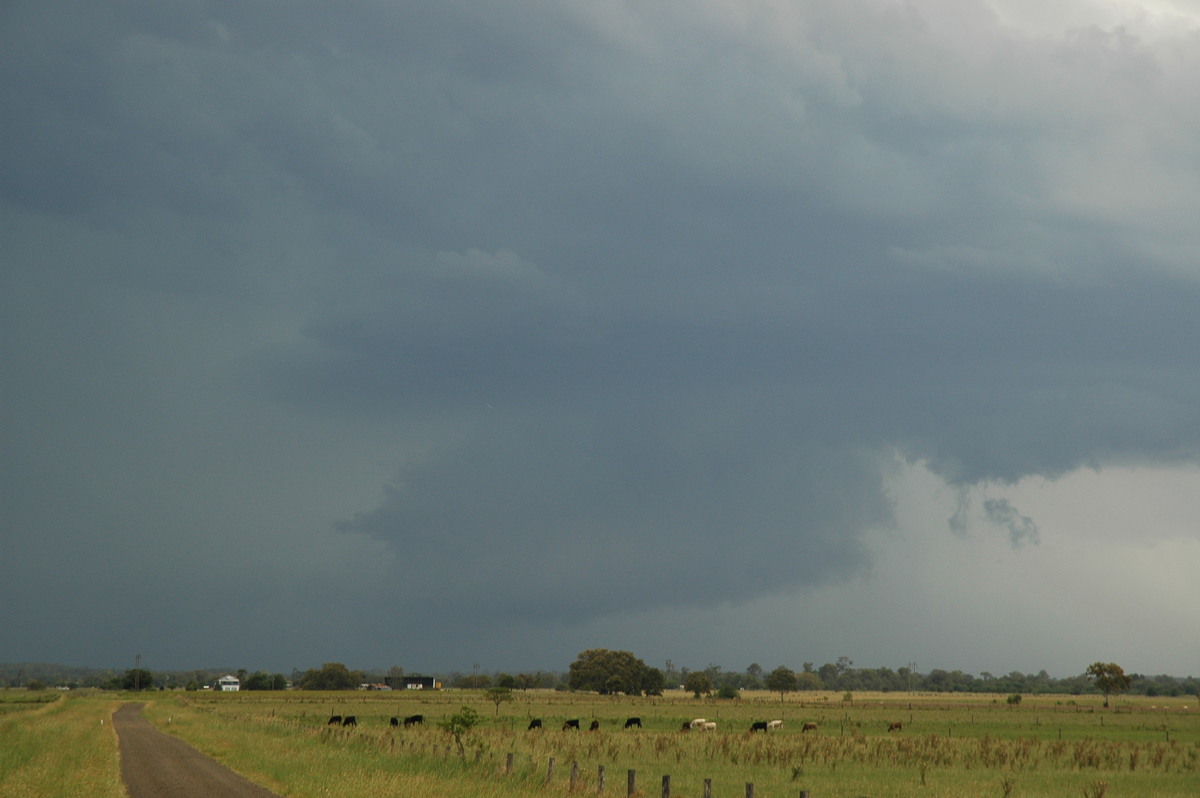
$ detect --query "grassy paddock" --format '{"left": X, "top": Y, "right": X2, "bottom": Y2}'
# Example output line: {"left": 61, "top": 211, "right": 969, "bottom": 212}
{"left": 134, "top": 689, "right": 1198, "bottom": 797}
{"left": 0, "top": 690, "right": 125, "bottom": 798}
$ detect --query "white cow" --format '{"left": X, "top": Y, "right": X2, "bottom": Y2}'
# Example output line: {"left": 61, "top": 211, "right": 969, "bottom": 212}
{"left": 702, "top": 722, "right": 717, "bottom": 731}
{"left": 689, "top": 718, "right": 707, "bottom": 729}
{"left": 767, "top": 719, "right": 784, "bottom": 730}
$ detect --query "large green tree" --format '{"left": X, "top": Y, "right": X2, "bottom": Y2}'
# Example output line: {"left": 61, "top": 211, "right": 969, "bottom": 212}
{"left": 121, "top": 669, "right": 155, "bottom": 691}
{"left": 568, "top": 649, "right": 652, "bottom": 695}
{"left": 764, "top": 665, "right": 798, "bottom": 702}
{"left": 683, "top": 671, "right": 713, "bottom": 699}
{"left": 642, "top": 666, "right": 665, "bottom": 696}
{"left": 297, "top": 662, "right": 357, "bottom": 690}
{"left": 1085, "top": 662, "right": 1132, "bottom": 708}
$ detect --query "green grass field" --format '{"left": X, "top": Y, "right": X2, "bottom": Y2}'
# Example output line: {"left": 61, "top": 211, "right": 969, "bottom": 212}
{"left": 0, "top": 690, "right": 126, "bottom": 798}
{"left": 4, "top": 688, "right": 1197, "bottom": 797}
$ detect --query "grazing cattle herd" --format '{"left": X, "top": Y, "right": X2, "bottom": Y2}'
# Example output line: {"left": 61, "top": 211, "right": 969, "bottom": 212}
{"left": 324, "top": 711, "right": 857, "bottom": 734}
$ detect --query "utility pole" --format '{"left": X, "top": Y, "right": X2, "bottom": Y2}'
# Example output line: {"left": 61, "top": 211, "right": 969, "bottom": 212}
{"left": 134, "top": 653, "right": 142, "bottom": 692}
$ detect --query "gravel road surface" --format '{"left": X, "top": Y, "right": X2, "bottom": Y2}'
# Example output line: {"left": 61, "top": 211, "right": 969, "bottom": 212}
{"left": 113, "top": 703, "right": 281, "bottom": 798}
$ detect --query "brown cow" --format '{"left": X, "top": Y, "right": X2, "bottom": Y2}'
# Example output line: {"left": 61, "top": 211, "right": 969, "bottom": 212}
{"left": 588, "top": 719, "right": 600, "bottom": 731}
{"left": 888, "top": 721, "right": 903, "bottom": 732}
{"left": 802, "top": 721, "right": 818, "bottom": 732}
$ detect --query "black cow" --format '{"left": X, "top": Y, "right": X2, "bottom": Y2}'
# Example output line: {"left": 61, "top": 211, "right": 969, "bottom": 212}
{"left": 624, "top": 717, "right": 642, "bottom": 729}
{"left": 389, "top": 716, "right": 399, "bottom": 727}
{"left": 562, "top": 719, "right": 580, "bottom": 730}
{"left": 342, "top": 715, "right": 357, "bottom": 727}
{"left": 588, "top": 719, "right": 600, "bottom": 731}
{"left": 750, "top": 721, "right": 768, "bottom": 732}
{"left": 327, "top": 715, "right": 342, "bottom": 725}
{"left": 403, "top": 714, "right": 424, "bottom": 727}
{"left": 527, "top": 719, "right": 543, "bottom": 730}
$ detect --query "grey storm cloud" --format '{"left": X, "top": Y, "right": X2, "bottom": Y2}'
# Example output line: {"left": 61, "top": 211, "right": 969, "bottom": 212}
{"left": 3, "top": 0, "right": 1200, "bottom": 673}
{"left": 983, "top": 498, "right": 1041, "bottom": 548}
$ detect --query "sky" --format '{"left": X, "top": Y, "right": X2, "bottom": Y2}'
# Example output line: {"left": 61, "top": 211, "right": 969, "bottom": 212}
{"left": 3, "top": 0, "right": 1199, "bottom": 680}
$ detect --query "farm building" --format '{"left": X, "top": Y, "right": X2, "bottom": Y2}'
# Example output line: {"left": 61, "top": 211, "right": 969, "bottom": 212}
{"left": 217, "top": 674, "right": 240, "bottom": 691}
{"left": 384, "top": 675, "right": 441, "bottom": 690}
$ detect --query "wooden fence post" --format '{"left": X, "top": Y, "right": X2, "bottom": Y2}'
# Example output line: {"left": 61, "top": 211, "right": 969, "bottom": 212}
{"left": 506, "top": 752, "right": 514, "bottom": 774}
{"left": 746, "top": 782, "right": 755, "bottom": 798}
{"left": 703, "top": 778, "right": 712, "bottom": 798}
{"left": 661, "top": 774, "right": 670, "bottom": 798}
{"left": 627, "top": 769, "right": 636, "bottom": 797}
{"left": 571, "top": 761, "right": 580, "bottom": 792}
{"left": 546, "top": 757, "right": 556, "bottom": 784}
{"left": 598, "top": 764, "right": 605, "bottom": 793}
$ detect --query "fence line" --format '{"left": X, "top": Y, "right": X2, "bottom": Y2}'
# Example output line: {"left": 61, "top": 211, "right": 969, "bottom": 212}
{"left": 492, "top": 756, "right": 819, "bottom": 797}
{"left": 395, "top": 738, "right": 825, "bottom": 795}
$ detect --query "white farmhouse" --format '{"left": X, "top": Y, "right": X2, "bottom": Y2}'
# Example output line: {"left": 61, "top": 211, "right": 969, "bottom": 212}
{"left": 217, "top": 674, "right": 240, "bottom": 692}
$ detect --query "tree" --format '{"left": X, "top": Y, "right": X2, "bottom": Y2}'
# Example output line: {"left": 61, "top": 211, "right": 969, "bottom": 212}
{"left": 568, "top": 649, "right": 651, "bottom": 695}
{"left": 764, "top": 666, "right": 797, "bottom": 702}
{"left": 796, "top": 671, "right": 823, "bottom": 691}
{"left": 243, "top": 671, "right": 287, "bottom": 690}
{"left": 440, "top": 706, "right": 480, "bottom": 758}
{"left": 716, "top": 683, "right": 739, "bottom": 699}
{"left": 453, "top": 672, "right": 492, "bottom": 689}
{"left": 684, "top": 671, "right": 713, "bottom": 699}
{"left": 297, "top": 662, "right": 356, "bottom": 690}
{"left": 485, "top": 687, "right": 513, "bottom": 716}
{"left": 1086, "top": 662, "right": 1132, "bottom": 708}
{"left": 122, "top": 669, "right": 155, "bottom": 691}
{"left": 643, "top": 667, "right": 665, "bottom": 696}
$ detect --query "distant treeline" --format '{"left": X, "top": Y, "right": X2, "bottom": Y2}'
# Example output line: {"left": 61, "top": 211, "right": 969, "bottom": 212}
{"left": 4, "top": 660, "right": 1197, "bottom": 698}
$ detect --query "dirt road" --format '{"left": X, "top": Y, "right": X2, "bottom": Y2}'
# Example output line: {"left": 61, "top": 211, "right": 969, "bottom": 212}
{"left": 113, "top": 703, "right": 281, "bottom": 798}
